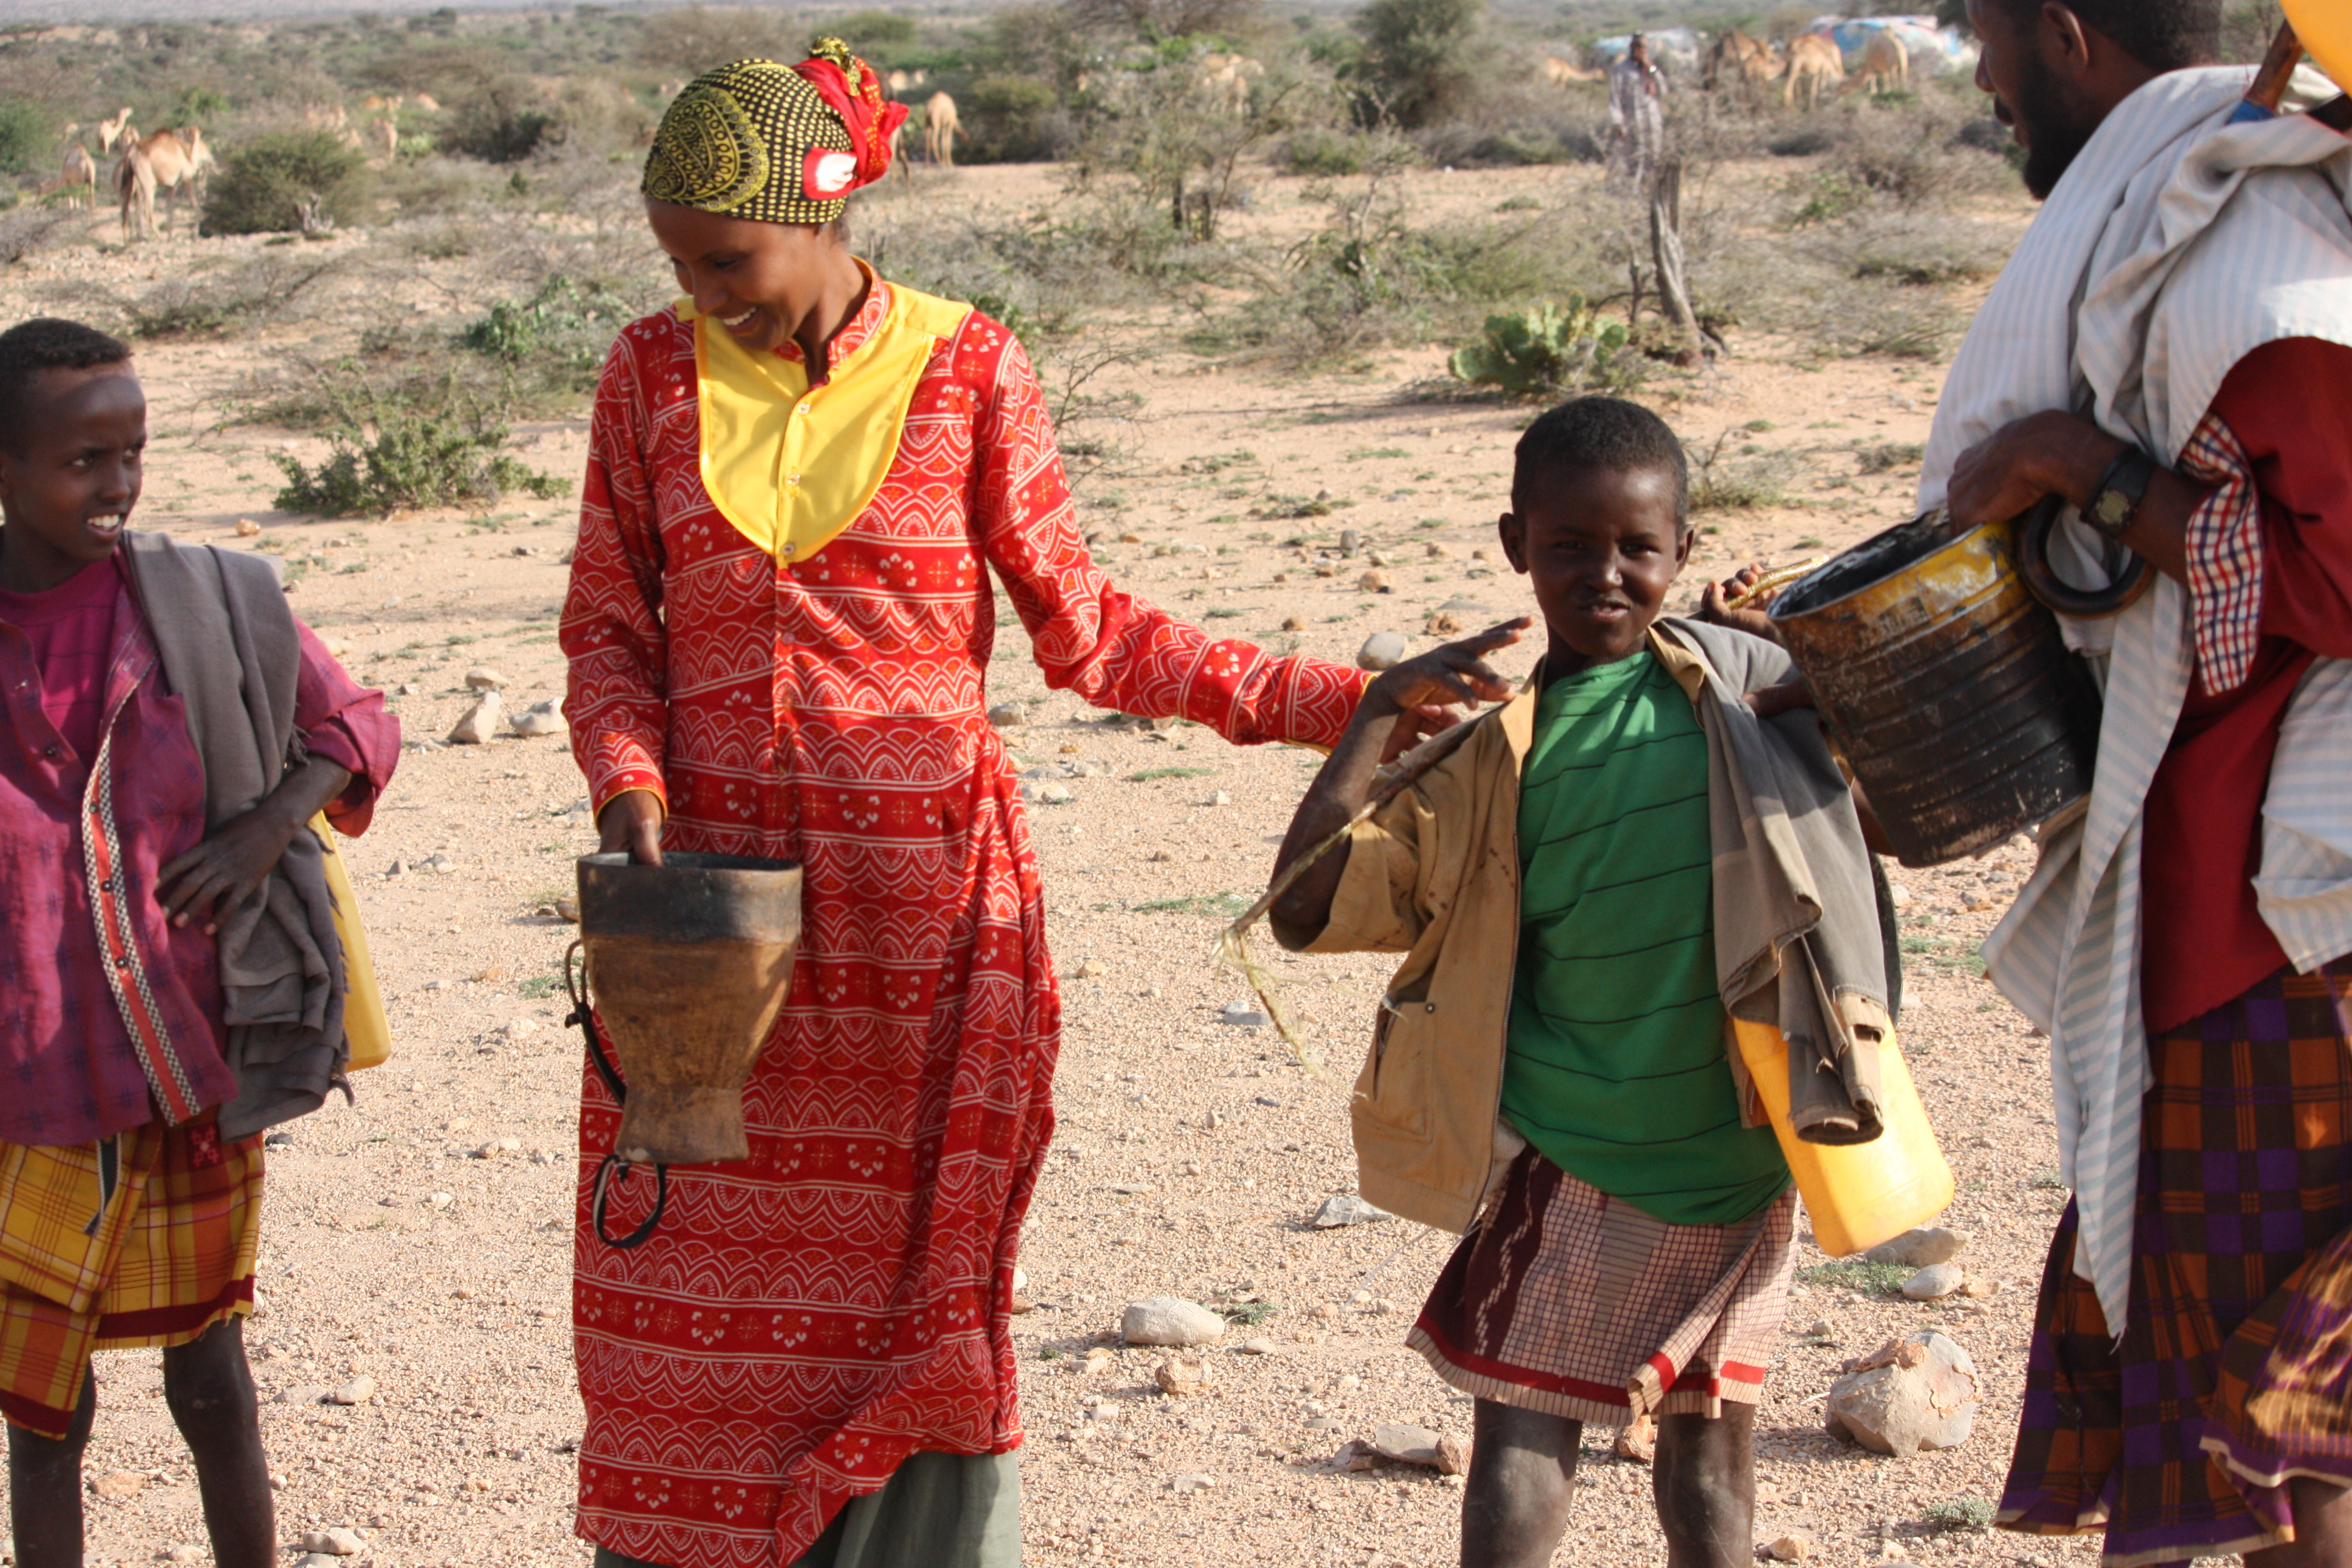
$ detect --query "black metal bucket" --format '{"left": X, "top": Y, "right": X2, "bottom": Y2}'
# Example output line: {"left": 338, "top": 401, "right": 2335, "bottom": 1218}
{"left": 1768, "top": 507, "right": 2104, "bottom": 868}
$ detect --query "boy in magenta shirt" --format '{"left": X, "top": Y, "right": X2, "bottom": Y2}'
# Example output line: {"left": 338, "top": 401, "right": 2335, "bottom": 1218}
{"left": 0, "top": 319, "right": 398, "bottom": 1568}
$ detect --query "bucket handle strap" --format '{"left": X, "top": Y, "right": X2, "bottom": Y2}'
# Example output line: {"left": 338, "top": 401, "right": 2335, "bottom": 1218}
{"left": 565, "top": 939, "right": 670, "bottom": 1250}
{"left": 2017, "top": 494, "right": 2153, "bottom": 620}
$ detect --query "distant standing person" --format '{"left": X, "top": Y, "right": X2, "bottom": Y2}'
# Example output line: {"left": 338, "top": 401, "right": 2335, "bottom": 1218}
{"left": 560, "top": 40, "right": 1386, "bottom": 1568}
{"left": 1610, "top": 33, "right": 1667, "bottom": 193}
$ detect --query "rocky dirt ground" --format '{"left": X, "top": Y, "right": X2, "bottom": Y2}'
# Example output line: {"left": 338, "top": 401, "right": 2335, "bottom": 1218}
{"left": 0, "top": 155, "right": 2150, "bottom": 1567}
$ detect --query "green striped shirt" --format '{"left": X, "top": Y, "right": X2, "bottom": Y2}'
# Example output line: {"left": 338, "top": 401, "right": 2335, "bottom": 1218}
{"left": 1502, "top": 650, "right": 1789, "bottom": 1227}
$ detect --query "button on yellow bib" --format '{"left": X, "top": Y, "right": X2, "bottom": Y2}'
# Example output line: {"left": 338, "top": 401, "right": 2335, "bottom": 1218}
{"left": 689, "top": 276, "right": 973, "bottom": 563}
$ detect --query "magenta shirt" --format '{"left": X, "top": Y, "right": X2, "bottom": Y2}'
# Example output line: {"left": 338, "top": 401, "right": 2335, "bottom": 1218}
{"left": 0, "top": 556, "right": 401, "bottom": 1145}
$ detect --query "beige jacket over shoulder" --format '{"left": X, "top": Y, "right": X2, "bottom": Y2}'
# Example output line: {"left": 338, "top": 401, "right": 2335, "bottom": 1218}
{"left": 1272, "top": 618, "right": 1896, "bottom": 1234}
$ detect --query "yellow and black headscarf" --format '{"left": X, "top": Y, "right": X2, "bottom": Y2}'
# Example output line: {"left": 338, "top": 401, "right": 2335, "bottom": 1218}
{"left": 643, "top": 40, "right": 908, "bottom": 226}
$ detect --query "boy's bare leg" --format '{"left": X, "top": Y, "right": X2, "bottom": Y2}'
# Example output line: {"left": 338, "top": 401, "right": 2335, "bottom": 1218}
{"left": 161, "top": 1316, "right": 274, "bottom": 1568}
{"left": 1653, "top": 1404, "right": 1757, "bottom": 1568}
{"left": 8, "top": 1362, "right": 97, "bottom": 1568}
{"left": 1462, "top": 1399, "right": 1582, "bottom": 1568}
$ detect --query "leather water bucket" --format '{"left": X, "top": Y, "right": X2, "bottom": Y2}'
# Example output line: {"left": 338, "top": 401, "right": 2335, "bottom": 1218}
{"left": 1768, "top": 503, "right": 2135, "bottom": 868}
{"left": 571, "top": 851, "right": 803, "bottom": 1168}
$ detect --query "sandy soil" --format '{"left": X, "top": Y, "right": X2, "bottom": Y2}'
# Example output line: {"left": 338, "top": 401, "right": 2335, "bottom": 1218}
{"left": 0, "top": 155, "right": 2143, "bottom": 1568}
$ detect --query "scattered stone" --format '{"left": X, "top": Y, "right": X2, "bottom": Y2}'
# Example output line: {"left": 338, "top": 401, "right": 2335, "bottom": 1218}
{"left": 1358, "top": 570, "right": 1392, "bottom": 594}
{"left": 554, "top": 897, "right": 580, "bottom": 922}
{"left": 1311, "top": 1193, "right": 1391, "bottom": 1229}
{"left": 1357, "top": 631, "right": 1409, "bottom": 671}
{"left": 1471, "top": 548, "right": 1494, "bottom": 563}
{"left": 1613, "top": 1413, "right": 1656, "bottom": 1463}
{"left": 265, "top": 1130, "right": 295, "bottom": 1148}
{"left": 1370, "top": 1424, "right": 1453, "bottom": 1469}
{"left": 1767, "top": 1531, "right": 1817, "bottom": 1561}
{"left": 296, "top": 1555, "right": 342, "bottom": 1568}
{"left": 276, "top": 1385, "right": 330, "bottom": 1406}
{"left": 1866, "top": 1227, "right": 1968, "bottom": 1268}
{"left": 298, "top": 1526, "right": 364, "bottom": 1555}
{"left": 1031, "top": 783, "right": 1074, "bottom": 805}
{"left": 1825, "top": 1331, "right": 1980, "bottom": 1458}
{"left": 1310, "top": 1303, "right": 1338, "bottom": 1320}
{"left": 384, "top": 859, "right": 406, "bottom": 878}
{"left": 1074, "top": 960, "right": 1107, "bottom": 979}
{"left": 395, "top": 683, "right": 417, "bottom": 696}
{"left": 89, "top": 1470, "right": 145, "bottom": 1500}
{"left": 1208, "top": 790, "right": 1231, "bottom": 807}
{"left": 1958, "top": 1276, "right": 2002, "bottom": 1298}
{"left": 986, "top": 703, "right": 1025, "bottom": 727}
{"left": 328, "top": 1376, "right": 375, "bottom": 1407}
{"left": 162, "top": 1547, "right": 206, "bottom": 1563}
{"left": 498, "top": 1017, "right": 538, "bottom": 1039}
{"left": 1424, "top": 541, "right": 1448, "bottom": 558}
{"left": 1281, "top": 615, "right": 1306, "bottom": 632}
{"left": 1123, "top": 1296, "right": 1225, "bottom": 1347}
{"left": 1236, "top": 1337, "right": 1278, "bottom": 1355}
{"left": 1436, "top": 1433, "right": 1471, "bottom": 1475}
{"left": 1889, "top": 883, "right": 1914, "bottom": 908}
{"left": 1154, "top": 1354, "right": 1210, "bottom": 1396}
{"left": 415, "top": 853, "right": 454, "bottom": 874}
{"left": 1808, "top": 1319, "right": 1836, "bottom": 1338}
{"left": 1340, "top": 530, "right": 1363, "bottom": 557}
{"left": 1901, "top": 1264, "right": 1964, "bottom": 1301}
{"left": 234, "top": 518, "right": 261, "bottom": 537}
{"left": 509, "top": 699, "right": 565, "bottom": 737}
{"left": 1221, "top": 1002, "right": 1270, "bottom": 1027}
{"left": 1170, "top": 1473, "right": 1216, "bottom": 1494}
{"left": 463, "top": 667, "right": 507, "bottom": 691}
{"left": 447, "top": 690, "right": 502, "bottom": 745}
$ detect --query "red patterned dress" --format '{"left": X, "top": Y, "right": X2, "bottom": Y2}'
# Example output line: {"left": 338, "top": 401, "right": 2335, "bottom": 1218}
{"left": 560, "top": 284, "right": 1366, "bottom": 1566}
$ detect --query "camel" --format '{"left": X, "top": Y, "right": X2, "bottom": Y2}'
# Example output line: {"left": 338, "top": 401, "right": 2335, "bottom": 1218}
{"left": 373, "top": 117, "right": 399, "bottom": 162}
{"left": 1198, "top": 52, "right": 1262, "bottom": 114}
{"left": 98, "top": 107, "right": 134, "bottom": 153}
{"left": 126, "top": 126, "right": 213, "bottom": 236}
{"left": 884, "top": 68, "right": 928, "bottom": 97}
{"left": 1783, "top": 34, "right": 1844, "bottom": 110}
{"left": 923, "top": 90, "right": 957, "bottom": 167}
{"left": 889, "top": 117, "right": 911, "bottom": 181}
{"left": 1706, "top": 30, "right": 1781, "bottom": 98}
{"left": 116, "top": 140, "right": 156, "bottom": 241}
{"left": 1849, "top": 29, "right": 1910, "bottom": 95}
{"left": 44, "top": 144, "right": 99, "bottom": 209}
{"left": 1540, "top": 53, "right": 1603, "bottom": 85}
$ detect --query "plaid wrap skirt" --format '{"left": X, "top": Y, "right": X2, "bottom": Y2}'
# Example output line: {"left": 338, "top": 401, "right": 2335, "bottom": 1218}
{"left": 0, "top": 1118, "right": 263, "bottom": 1439}
{"left": 2000, "top": 962, "right": 2352, "bottom": 1567}
{"left": 1408, "top": 1146, "right": 1795, "bottom": 1426}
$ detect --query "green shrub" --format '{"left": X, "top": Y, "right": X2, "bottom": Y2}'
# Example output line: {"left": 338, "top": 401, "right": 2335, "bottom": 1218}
{"left": 1447, "top": 299, "right": 1631, "bottom": 397}
{"left": 1282, "top": 128, "right": 1378, "bottom": 176}
{"left": 442, "top": 79, "right": 555, "bottom": 163}
{"left": 0, "top": 98, "right": 53, "bottom": 179}
{"left": 204, "top": 132, "right": 369, "bottom": 236}
{"left": 1923, "top": 1496, "right": 1995, "bottom": 1533}
{"left": 829, "top": 9, "right": 918, "bottom": 53}
{"left": 1353, "top": 0, "right": 1483, "bottom": 128}
{"left": 273, "top": 382, "right": 570, "bottom": 518}
{"left": 459, "top": 275, "right": 633, "bottom": 372}
{"left": 965, "top": 75, "right": 1062, "bottom": 164}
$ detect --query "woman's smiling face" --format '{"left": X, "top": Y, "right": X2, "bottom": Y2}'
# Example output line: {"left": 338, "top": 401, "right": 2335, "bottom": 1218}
{"left": 645, "top": 199, "right": 845, "bottom": 357}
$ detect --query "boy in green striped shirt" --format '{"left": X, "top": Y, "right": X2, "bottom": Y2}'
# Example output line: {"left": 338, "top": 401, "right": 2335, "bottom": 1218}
{"left": 1272, "top": 398, "right": 1894, "bottom": 1568}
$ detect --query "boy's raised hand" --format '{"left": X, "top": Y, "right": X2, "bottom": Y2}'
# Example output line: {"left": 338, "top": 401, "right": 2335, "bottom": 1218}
{"left": 1363, "top": 619, "right": 1530, "bottom": 743}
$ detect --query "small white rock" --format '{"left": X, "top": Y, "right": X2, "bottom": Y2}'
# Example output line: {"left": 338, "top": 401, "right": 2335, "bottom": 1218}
{"left": 1121, "top": 1295, "right": 1226, "bottom": 1347}
{"left": 1356, "top": 631, "right": 1409, "bottom": 671}
{"left": 1311, "top": 1194, "right": 1391, "bottom": 1228}
{"left": 463, "top": 667, "right": 508, "bottom": 691}
{"left": 297, "top": 1526, "right": 364, "bottom": 1555}
{"left": 1208, "top": 790, "right": 1232, "bottom": 807}
{"left": 328, "top": 1375, "right": 375, "bottom": 1406}
{"left": 986, "top": 702, "right": 1025, "bottom": 727}
{"left": 1901, "top": 1263, "right": 1964, "bottom": 1301}
{"left": 1866, "top": 1226, "right": 1969, "bottom": 1268}
{"left": 447, "top": 690, "right": 502, "bottom": 745}
{"left": 509, "top": 698, "right": 565, "bottom": 737}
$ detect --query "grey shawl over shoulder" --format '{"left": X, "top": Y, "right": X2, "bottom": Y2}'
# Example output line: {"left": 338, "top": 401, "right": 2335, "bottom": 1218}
{"left": 120, "top": 532, "right": 348, "bottom": 1140}
{"left": 1657, "top": 618, "right": 1899, "bottom": 1144}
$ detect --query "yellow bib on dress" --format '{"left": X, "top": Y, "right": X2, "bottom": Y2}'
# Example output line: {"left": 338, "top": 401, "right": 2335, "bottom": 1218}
{"left": 689, "top": 277, "right": 973, "bottom": 564}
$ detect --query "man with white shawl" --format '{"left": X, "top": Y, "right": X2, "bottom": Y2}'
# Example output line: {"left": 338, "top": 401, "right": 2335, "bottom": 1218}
{"left": 1609, "top": 34, "right": 1667, "bottom": 194}
{"left": 1914, "top": 2, "right": 2352, "bottom": 1561}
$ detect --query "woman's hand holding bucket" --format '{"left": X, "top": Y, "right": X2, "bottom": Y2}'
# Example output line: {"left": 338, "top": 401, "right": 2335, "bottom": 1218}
{"left": 597, "top": 790, "right": 666, "bottom": 867}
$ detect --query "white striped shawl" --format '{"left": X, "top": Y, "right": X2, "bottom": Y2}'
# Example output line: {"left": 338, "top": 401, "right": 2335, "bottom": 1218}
{"left": 1918, "top": 66, "right": 2352, "bottom": 1331}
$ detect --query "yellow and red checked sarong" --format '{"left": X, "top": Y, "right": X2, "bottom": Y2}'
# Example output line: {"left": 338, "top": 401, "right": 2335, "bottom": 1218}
{"left": 0, "top": 1117, "right": 263, "bottom": 1438}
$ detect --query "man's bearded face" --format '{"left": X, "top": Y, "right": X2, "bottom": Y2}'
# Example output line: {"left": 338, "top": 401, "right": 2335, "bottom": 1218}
{"left": 1969, "top": 0, "right": 2101, "bottom": 199}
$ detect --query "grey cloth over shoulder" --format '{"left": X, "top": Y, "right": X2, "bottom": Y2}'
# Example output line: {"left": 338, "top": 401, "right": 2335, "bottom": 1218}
{"left": 1657, "top": 617, "right": 1899, "bottom": 1145}
{"left": 120, "top": 532, "right": 349, "bottom": 1141}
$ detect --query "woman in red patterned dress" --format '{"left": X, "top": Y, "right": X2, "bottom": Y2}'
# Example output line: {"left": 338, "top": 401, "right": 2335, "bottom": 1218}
{"left": 559, "top": 47, "right": 1371, "bottom": 1568}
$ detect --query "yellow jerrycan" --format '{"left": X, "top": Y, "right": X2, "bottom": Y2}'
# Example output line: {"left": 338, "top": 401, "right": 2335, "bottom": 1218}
{"left": 1731, "top": 1020, "right": 1952, "bottom": 1258}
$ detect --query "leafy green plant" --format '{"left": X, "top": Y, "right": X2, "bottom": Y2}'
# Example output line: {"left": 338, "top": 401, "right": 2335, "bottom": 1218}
{"left": 1447, "top": 299, "right": 1630, "bottom": 398}
{"left": 1794, "top": 1259, "right": 1914, "bottom": 1295}
{"left": 0, "top": 97, "right": 54, "bottom": 179}
{"left": 458, "top": 275, "right": 633, "bottom": 374}
{"left": 1923, "top": 1497, "right": 1995, "bottom": 1533}
{"left": 273, "top": 388, "right": 570, "bottom": 518}
{"left": 204, "top": 132, "right": 370, "bottom": 236}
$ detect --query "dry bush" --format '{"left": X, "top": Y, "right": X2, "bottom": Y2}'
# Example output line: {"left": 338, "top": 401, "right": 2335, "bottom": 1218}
{"left": 44, "top": 251, "right": 348, "bottom": 342}
{"left": 635, "top": 8, "right": 802, "bottom": 77}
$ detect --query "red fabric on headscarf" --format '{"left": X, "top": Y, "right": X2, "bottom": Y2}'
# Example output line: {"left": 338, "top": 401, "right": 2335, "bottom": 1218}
{"left": 792, "top": 53, "right": 908, "bottom": 190}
